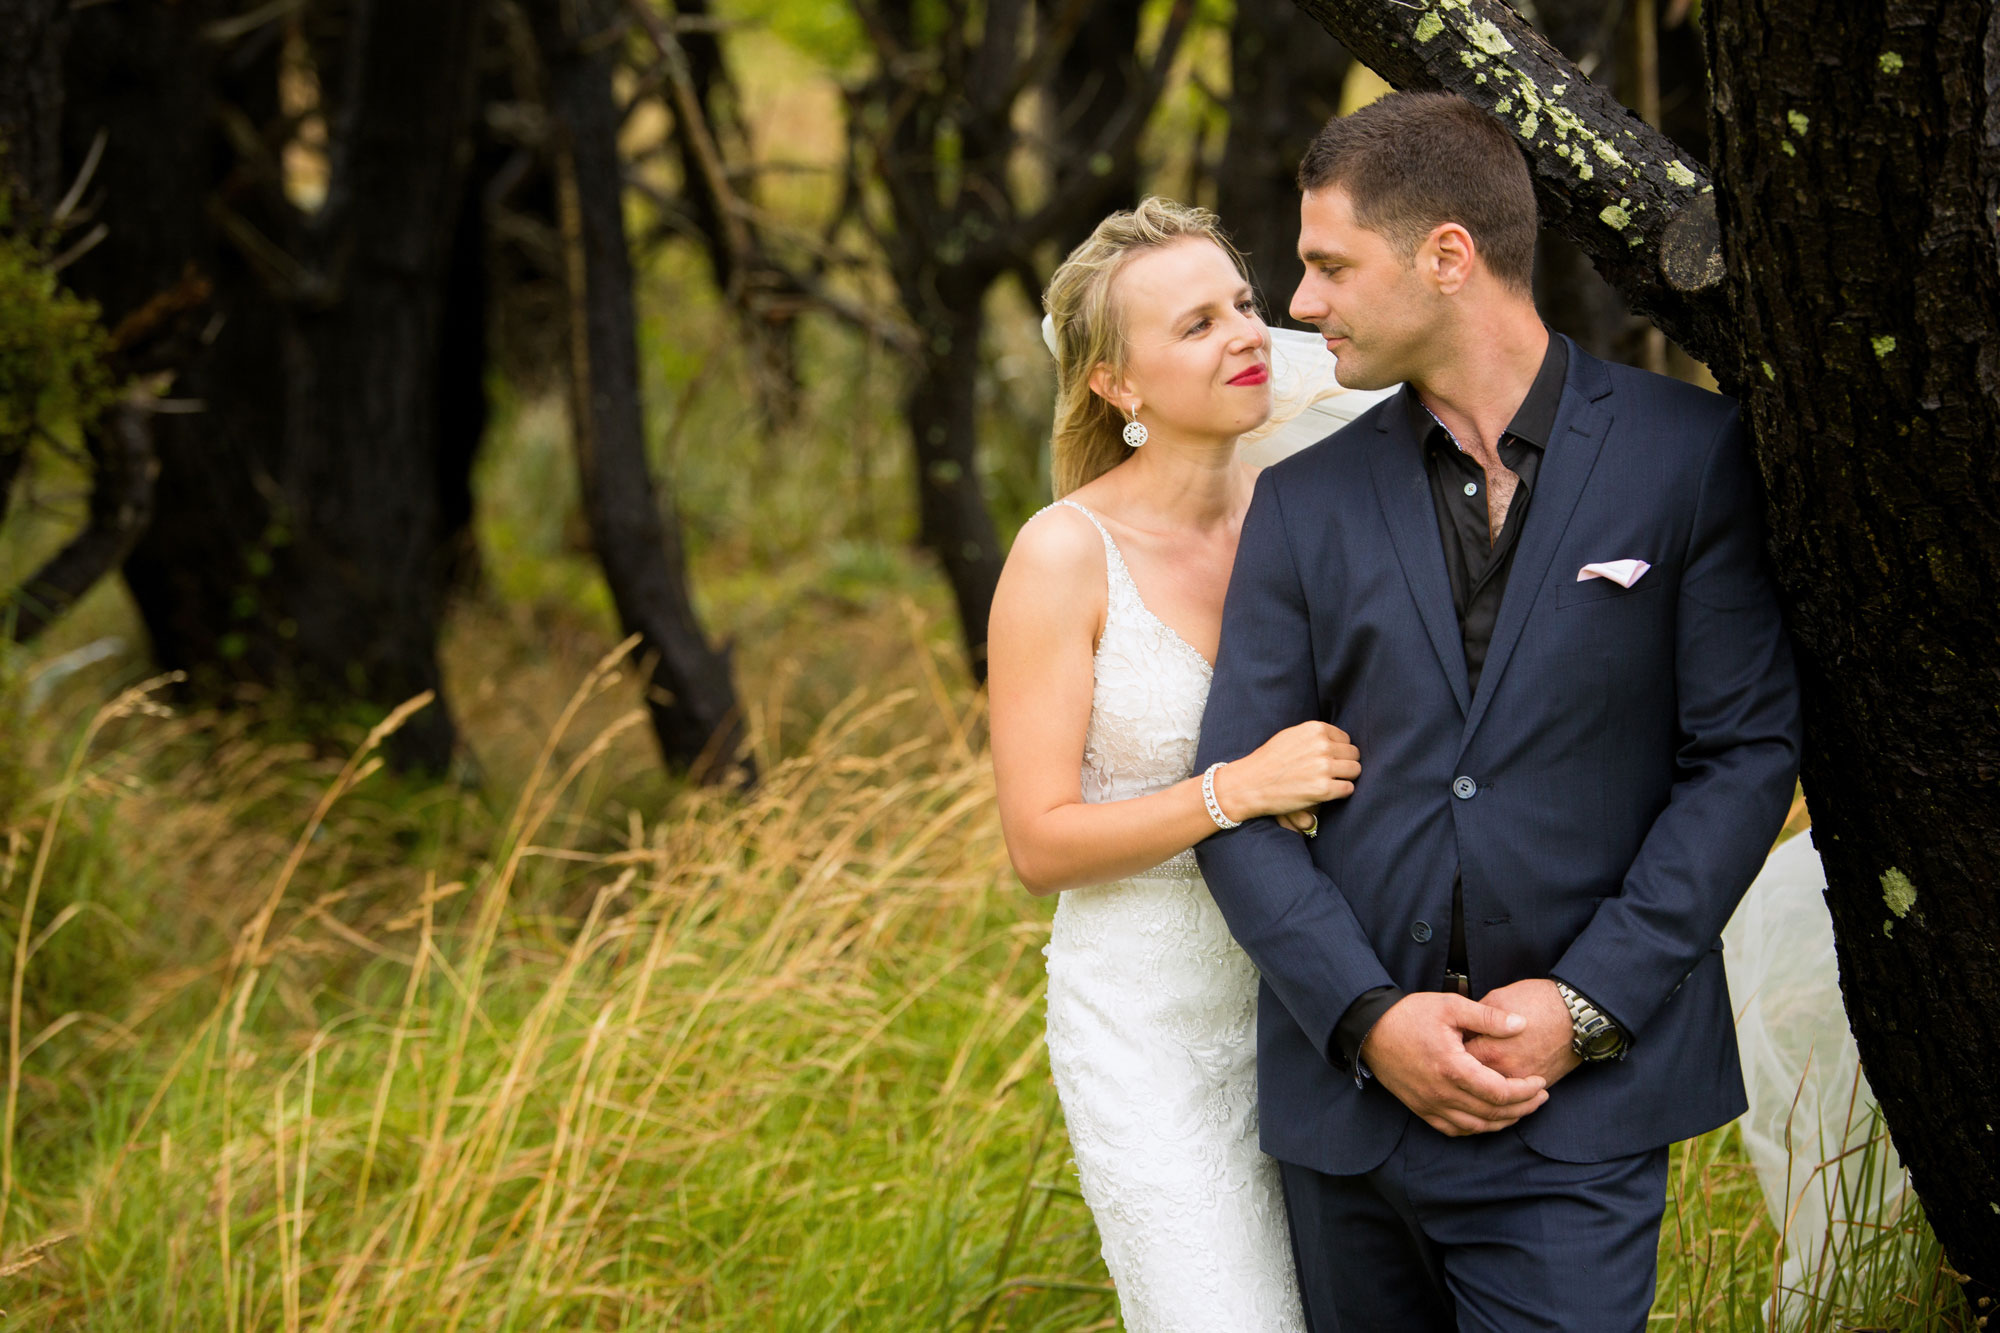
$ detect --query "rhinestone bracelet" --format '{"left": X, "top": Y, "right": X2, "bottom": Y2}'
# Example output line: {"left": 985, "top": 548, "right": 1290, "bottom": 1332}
{"left": 1202, "top": 762, "right": 1241, "bottom": 830}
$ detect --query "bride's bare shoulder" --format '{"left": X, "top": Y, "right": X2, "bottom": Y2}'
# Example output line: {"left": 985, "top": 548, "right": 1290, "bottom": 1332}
{"left": 1004, "top": 500, "right": 1109, "bottom": 579}
{"left": 991, "top": 502, "right": 1109, "bottom": 657}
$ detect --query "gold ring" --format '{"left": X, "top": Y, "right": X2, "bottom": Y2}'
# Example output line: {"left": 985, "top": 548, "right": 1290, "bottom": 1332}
{"left": 1302, "top": 815, "right": 1319, "bottom": 839}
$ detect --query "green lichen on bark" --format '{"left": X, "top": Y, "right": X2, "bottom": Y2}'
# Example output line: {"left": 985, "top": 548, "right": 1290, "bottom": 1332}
{"left": 1882, "top": 867, "right": 1917, "bottom": 917}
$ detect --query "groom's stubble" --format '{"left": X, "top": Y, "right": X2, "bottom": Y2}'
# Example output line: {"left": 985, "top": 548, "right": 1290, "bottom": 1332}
{"left": 1291, "top": 186, "right": 1446, "bottom": 394}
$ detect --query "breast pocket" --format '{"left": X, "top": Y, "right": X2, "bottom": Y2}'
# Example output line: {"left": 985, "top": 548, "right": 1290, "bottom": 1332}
{"left": 1557, "top": 569, "right": 1666, "bottom": 608}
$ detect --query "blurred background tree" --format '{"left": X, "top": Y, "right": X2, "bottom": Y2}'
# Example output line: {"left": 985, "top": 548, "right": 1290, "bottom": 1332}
{"left": 3, "top": 0, "right": 1682, "bottom": 763}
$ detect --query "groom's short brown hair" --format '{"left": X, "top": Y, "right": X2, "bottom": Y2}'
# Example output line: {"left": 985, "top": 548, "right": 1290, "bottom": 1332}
{"left": 1297, "top": 92, "right": 1537, "bottom": 292}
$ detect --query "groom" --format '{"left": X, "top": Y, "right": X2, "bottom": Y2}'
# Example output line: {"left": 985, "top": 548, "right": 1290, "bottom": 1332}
{"left": 1194, "top": 92, "right": 1801, "bottom": 1331}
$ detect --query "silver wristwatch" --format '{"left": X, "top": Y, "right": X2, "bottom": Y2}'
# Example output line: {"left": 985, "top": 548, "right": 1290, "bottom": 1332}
{"left": 1554, "top": 980, "right": 1628, "bottom": 1062}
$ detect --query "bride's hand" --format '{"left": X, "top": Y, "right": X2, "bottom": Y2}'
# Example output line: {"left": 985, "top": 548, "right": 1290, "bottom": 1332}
{"left": 1210, "top": 721, "right": 1361, "bottom": 823}
{"left": 1276, "top": 809, "right": 1320, "bottom": 834}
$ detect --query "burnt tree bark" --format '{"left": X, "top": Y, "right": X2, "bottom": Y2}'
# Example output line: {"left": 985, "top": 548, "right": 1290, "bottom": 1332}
{"left": 528, "top": 0, "right": 750, "bottom": 780}
{"left": 1525, "top": 0, "right": 1643, "bottom": 362}
{"left": 1297, "top": 0, "right": 2000, "bottom": 1291}
{"left": 1215, "top": 3, "right": 1348, "bottom": 322}
{"left": 1527, "top": 0, "right": 1714, "bottom": 367}
{"left": 0, "top": 0, "right": 67, "bottom": 214}
{"left": 63, "top": 0, "right": 482, "bottom": 769}
{"left": 1704, "top": 0, "right": 2000, "bottom": 1295}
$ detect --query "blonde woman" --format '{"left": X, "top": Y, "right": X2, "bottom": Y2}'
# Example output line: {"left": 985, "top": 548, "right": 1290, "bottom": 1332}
{"left": 988, "top": 199, "right": 1359, "bottom": 1330}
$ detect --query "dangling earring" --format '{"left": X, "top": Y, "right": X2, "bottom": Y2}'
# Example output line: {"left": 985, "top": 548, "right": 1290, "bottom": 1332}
{"left": 1122, "top": 402, "right": 1149, "bottom": 449}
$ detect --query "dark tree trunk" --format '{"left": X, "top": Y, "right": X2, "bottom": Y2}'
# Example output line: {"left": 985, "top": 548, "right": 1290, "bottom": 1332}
{"left": 1704, "top": 0, "right": 2000, "bottom": 1294}
{"left": 1215, "top": 3, "right": 1348, "bottom": 323}
{"left": 1048, "top": 0, "right": 1147, "bottom": 259}
{"left": 64, "top": 0, "right": 482, "bottom": 770}
{"left": 435, "top": 99, "right": 498, "bottom": 599}
{"left": 529, "top": 0, "right": 751, "bottom": 780}
{"left": 0, "top": 0, "right": 67, "bottom": 218}
{"left": 1296, "top": 0, "right": 2000, "bottom": 1291}
{"left": 906, "top": 294, "right": 1004, "bottom": 681}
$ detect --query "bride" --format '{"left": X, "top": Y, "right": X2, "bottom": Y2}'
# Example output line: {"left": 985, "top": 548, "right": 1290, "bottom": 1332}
{"left": 986, "top": 198, "right": 1384, "bottom": 1331}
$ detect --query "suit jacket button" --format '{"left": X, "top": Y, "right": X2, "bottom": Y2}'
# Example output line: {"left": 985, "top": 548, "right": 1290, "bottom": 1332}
{"left": 1412, "top": 920, "right": 1433, "bottom": 943}
{"left": 1453, "top": 776, "right": 1478, "bottom": 800}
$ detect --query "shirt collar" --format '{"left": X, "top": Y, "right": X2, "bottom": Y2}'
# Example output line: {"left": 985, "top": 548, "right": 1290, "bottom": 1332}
{"left": 1401, "top": 331, "right": 1569, "bottom": 453}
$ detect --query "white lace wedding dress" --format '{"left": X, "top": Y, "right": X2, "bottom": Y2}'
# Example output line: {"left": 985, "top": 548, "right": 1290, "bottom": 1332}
{"left": 1039, "top": 499, "right": 1307, "bottom": 1333}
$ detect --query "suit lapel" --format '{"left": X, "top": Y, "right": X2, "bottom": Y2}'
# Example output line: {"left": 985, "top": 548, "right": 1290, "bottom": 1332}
{"left": 1459, "top": 340, "right": 1615, "bottom": 747}
{"left": 1369, "top": 400, "right": 1472, "bottom": 717}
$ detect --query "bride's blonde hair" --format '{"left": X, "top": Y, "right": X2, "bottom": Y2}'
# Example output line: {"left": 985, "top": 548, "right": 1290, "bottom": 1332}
{"left": 1042, "top": 198, "right": 1251, "bottom": 497}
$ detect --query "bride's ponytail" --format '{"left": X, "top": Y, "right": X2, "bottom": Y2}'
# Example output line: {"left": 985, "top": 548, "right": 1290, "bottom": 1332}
{"left": 1042, "top": 198, "right": 1250, "bottom": 497}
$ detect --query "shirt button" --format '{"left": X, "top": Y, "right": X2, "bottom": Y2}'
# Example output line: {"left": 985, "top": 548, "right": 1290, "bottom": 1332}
{"left": 1453, "top": 776, "right": 1478, "bottom": 800}
{"left": 1463, "top": 481, "right": 1478, "bottom": 496}
{"left": 1412, "top": 920, "right": 1434, "bottom": 943}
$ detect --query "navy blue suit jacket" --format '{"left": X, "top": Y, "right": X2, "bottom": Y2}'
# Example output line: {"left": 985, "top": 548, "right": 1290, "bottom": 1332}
{"left": 1192, "top": 340, "right": 1802, "bottom": 1173}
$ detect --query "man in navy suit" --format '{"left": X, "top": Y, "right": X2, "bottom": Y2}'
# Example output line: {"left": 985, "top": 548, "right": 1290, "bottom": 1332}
{"left": 1193, "top": 92, "right": 1801, "bottom": 1331}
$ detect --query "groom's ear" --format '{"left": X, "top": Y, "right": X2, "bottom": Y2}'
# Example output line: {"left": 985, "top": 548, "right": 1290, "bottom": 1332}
{"left": 1425, "top": 222, "right": 1478, "bottom": 296}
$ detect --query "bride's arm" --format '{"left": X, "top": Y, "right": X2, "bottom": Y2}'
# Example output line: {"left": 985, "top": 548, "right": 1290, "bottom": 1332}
{"left": 989, "top": 508, "right": 1356, "bottom": 896}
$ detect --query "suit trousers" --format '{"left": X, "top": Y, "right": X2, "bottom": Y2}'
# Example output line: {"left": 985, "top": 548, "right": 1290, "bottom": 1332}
{"left": 1280, "top": 1119, "right": 1670, "bottom": 1333}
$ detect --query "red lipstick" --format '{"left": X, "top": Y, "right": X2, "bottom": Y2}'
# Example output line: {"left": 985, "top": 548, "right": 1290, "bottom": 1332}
{"left": 1228, "top": 364, "right": 1270, "bottom": 387}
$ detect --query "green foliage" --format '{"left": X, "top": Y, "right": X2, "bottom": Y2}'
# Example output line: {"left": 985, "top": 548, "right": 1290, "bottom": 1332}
{"left": 717, "top": 0, "right": 868, "bottom": 72}
{"left": 0, "top": 177, "right": 117, "bottom": 452}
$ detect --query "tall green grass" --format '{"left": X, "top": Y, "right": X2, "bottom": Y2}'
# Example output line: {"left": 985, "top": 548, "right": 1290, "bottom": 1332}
{"left": 0, "top": 641, "right": 1127, "bottom": 1329}
{"left": 0, "top": 634, "right": 1969, "bottom": 1330}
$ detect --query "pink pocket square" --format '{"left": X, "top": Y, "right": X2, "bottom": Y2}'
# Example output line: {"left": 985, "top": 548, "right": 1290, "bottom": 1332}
{"left": 1577, "top": 559, "right": 1651, "bottom": 588}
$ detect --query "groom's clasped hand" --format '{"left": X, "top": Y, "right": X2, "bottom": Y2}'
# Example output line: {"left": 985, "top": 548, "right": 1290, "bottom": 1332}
{"left": 1358, "top": 985, "right": 1568, "bottom": 1137}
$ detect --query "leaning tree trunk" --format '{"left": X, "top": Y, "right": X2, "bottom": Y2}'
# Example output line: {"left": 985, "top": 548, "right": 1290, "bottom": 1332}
{"left": 1297, "top": 0, "right": 2000, "bottom": 1291}
{"left": 529, "top": 0, "right": 751, "bottom": 781}
{"left": 1215, "top": 2, "right": 1348, "bottom": 321}
{"left": 1525, "top": 0, "right": 1643, "bottom": 363}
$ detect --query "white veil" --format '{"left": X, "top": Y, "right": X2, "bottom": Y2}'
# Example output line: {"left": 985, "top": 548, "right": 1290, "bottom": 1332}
{"left": 1035, "top": 312, "right": 1887, "bottom": 1289}
{"left": 1722, "top": 829, "right": 1903, "bottom": 1300}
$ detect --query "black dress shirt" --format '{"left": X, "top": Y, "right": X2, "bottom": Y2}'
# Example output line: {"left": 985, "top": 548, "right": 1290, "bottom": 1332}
{"left": 1332, "top": 335, "right": 1569, "bottom": 1071}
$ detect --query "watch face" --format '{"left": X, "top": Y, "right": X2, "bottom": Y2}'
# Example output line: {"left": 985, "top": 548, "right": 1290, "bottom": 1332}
{"left": 1582, "top": 1026, "right": 1624, "bottom": 1059}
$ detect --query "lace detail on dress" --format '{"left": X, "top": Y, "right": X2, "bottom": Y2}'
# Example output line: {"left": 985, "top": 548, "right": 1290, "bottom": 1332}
{"left": 1038, "top": 499, "right": 1305, "bottom": 1333}
{"left": 1048, "top": 498, "right": 1211, "bottom": 877}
